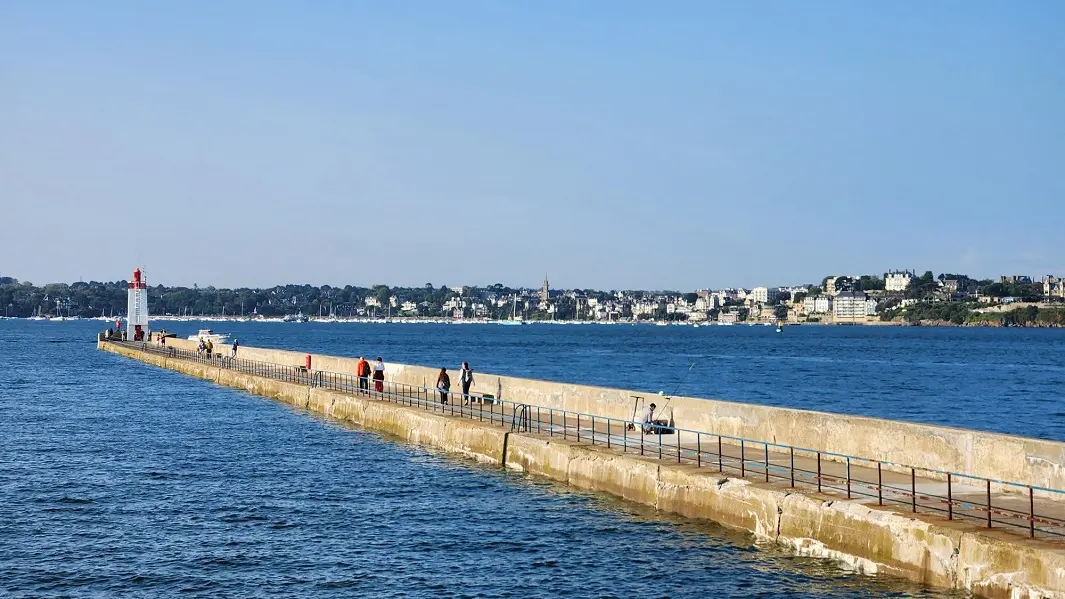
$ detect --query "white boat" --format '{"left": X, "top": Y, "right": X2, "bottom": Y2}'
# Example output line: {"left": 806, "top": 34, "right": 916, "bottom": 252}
{"left": 188, "top": 329, "right": 230, "bottom": 343}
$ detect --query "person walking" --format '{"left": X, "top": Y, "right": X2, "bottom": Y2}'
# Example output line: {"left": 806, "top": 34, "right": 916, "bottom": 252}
{"left": 372, "top": 357, "right": 385, "bottom": 394}
{"left": 460, "top": 361, "right": 475, "bottom": 405}
{"left": 436, "top": 368, "right": 451, "bottom": 405}
{"left": 231, "top": 339, "right": 238, "bottom": 358}
{"left": 205, "top": 338, "right": 214, "bottom": 360}
{"left": 356, "top": 356, "right": 370, "bottom": 393}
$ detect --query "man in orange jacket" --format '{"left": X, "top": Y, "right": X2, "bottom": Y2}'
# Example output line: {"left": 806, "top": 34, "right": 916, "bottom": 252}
{"left": 356, "top": 356, "right": 370, "bottom": 394}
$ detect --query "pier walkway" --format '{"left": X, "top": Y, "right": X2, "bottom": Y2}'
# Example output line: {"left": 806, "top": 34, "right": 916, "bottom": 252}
{"left": 111, "top": 340, "right": 1065, "bottom": 543}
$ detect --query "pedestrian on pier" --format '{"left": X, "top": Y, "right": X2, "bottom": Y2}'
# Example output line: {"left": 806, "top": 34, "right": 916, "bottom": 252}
{"left": 372, "top": 357, "right": 385, "bottom": 393}
{"left": 460, "top": 362, "right": 474, "bottom": 405}
{"left": 205, "top": 339, "right": 214, "bottom": 360}
{"left": 356, "top": 357, "right": 370, "bottom": 393}
{"left": 232, "top": 339, "right": 238, "bottom": 358}
{"left": 436, "top": 368, "right": 451, "bottom": 405}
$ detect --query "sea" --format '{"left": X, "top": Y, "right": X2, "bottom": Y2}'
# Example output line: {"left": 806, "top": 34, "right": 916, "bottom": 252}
{"left": 4, "top": 319, "right": 1061, "bottom": 597}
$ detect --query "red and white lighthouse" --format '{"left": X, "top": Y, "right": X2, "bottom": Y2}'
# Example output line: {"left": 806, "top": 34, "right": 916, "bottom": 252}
{"left": 126, "top": 267, "right": 150, "bottom": 341}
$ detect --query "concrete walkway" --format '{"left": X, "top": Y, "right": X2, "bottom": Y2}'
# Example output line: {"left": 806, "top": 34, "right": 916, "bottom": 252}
{"left": 384, "top": 390, "right": 1065, "bottom": 542}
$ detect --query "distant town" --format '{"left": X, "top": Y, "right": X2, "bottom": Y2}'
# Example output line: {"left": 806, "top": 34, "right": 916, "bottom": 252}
{"left": 2, "top": 271, "right": 1065, "bottom": 327}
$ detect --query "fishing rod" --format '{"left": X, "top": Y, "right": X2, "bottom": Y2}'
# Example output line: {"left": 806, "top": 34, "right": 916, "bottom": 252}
{"left": 658, "top": 361, "right": 697, "bottom": 427}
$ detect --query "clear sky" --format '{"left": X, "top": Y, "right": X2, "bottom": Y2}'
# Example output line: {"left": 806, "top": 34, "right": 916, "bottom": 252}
{"left": 2, "top": 2, "right": 1062, "bottom": 290}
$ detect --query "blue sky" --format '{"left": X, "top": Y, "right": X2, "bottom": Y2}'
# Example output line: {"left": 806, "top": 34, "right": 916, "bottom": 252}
{"left": 2, "top": 1, "right": 1062, "bottom": 290}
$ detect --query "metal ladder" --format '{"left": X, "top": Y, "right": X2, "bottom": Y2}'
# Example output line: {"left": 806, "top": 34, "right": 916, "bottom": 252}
{"left": 511, "top": 404, "right": 530, "bottom": 433}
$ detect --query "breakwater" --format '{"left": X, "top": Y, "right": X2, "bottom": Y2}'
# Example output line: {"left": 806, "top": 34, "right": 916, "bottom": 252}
{"left": 101, "top": 338, "right": 1065, "bottom": 598}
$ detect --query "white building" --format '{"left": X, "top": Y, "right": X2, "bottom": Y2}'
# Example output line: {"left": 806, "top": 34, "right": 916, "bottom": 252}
{"left": 866, "top": 298, "right": 879, "bottom": 316}
{"left": 885, "top": 270, "right": 915, "bottom": 292}
{"left": 1044, "top": 276, "right": 1065, "bottom": 300}
{"left": 833, "top": 290, "right": 869, "bottom": 321}
{"left": 694, "top": 296, "right": 718, "bottom": 311}
{"left": 751, "top": 287, "right": 780, "bottom": 304}
{"left": 803, "top": 295, "right": 832, "bottom": 314}
{"left": 815, "top": 296, "right": 832, "bottom": 314}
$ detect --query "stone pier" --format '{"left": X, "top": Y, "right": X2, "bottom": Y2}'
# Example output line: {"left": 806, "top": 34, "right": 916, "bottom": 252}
{"left": 100, "top": 338, "right": 1065, "bottom": 599}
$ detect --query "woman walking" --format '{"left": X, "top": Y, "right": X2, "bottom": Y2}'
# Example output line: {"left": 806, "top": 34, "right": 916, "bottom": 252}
{"left": 372, "top": 357, "right": 385, "bottom": 394}
{"left": 460, "top": 361, "right": 474, "bottom": 405}
{"left": 436, "top": 367, "right": 451, "bottom": 405}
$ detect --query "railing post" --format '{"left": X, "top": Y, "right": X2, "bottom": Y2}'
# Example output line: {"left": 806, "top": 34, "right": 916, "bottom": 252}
{"left": 911, "top": 468, "right": 917, "bottom": 513}
{"left": 816, "top": 452, "right": 821, "bottom": 493}
{"left": 986, "top": 479, "right": 992, "bottom": 528}
{"left": 697, "top": 433, "right": 701, "bottom": 468}
{"left": 677, "top": 430, "right": 682, "bottom": 464}
{"left": 1030, "top": 486, "right": 1035, "bottom": 538}
{"left": 590, "top": 416, "right": 594, "bottom": 445}
{"left": 947, "top": 473, "right": 953, "bottom": 520}
{"left": 549, "top": 409, "right": 553, "bottom": 435}
{"left": 789, "top": 447, "right": 795, "bottom": 488}
{"left": 658, "top": 428, "right": 662, "bottom": 460}
{"left": 877, "top": 462, "right": 883, "bottom": 506}
{"left": 718, "top": 436, "right": 723, "bottom": 472}
{"left": 764, "top": 444, "right": 769, "bottom": 483}
{"left": 606, "top": 418, "right": 611, "bottom": 449}
{"left": 623, "top": 421, "right": 627, "bottom": 452}
{"left": 537, "top": 407, "right": 541, "bottom": 435}
{"left": 740, "top": 440, "right": 745, "bottom": 478}
{"left": 563, "top": 411, "right": 568, "bottom": 440}
{"left": 846, "top": 457, "right": 851, "bottom": 499}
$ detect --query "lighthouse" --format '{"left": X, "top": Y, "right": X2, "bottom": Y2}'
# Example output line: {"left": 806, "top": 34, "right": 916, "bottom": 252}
{"left": 126, "top": 267, "right": 149, "bottom": 341}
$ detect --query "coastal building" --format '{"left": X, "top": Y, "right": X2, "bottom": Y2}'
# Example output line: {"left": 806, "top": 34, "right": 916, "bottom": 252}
{"left": 540, "top": 275, "right": 550, "bottom": 304}
{"left": 751, "top": 287, "right": 779, "bottom": 304}
{"left": 1045, "top": 276, "right": 1065, "bottom": 300}
{"left": 803, "top": 295, "right": 832, "bottom": 314}
{"left": 939, "top": 279, "right": 961, "bottom": 295}
{"left": 695, "top": 295, "right": 718, "bottom": 311}
{"left": 811, "top": 296, "right": 832, "bottom": 314}
{"left": 885, "top": 270, "right": 914, "bottom": 292}
{"left": 717, "top": 311, "right": 739, "bottom": 324}
{"left": 833, "top": 290, "right": 869, "bottom": 322}
{"left": 1001, "top": 275, "right": 1033, "bottom": 285}
{"left": 866, "top": 298, "right": 879, "bottom": 316}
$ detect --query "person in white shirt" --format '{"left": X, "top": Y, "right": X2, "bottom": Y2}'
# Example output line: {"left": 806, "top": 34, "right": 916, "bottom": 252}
{"left": 460, "top": 361, "right": 475, "bottom": 405}
{"left": 638, "top": 403, "right": 657, "bottom": 434}
{"left": 372, "top": 357, "right": 385, "bottom": 393}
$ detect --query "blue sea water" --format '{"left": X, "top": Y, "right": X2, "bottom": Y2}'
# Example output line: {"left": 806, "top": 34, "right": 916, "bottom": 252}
{"left": 4, "top": 319, "right": 1057, "bottom": 597}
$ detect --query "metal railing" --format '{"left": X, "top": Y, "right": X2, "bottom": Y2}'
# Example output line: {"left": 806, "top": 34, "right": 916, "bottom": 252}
{"left": 112, "top": 339, "right": 1065, "bottom": 541}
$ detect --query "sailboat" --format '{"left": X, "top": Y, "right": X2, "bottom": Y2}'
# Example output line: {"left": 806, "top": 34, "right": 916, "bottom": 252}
{"left": 500, "top": 296, "right": 524, "bottom": 325}
{"left": 28, "top": 306, "right": 47, "bottom": 321}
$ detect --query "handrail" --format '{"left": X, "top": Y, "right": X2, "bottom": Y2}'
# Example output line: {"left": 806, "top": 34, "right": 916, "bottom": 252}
{"left": 108, "top": 338, "right": 1065, "bottom": 541}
